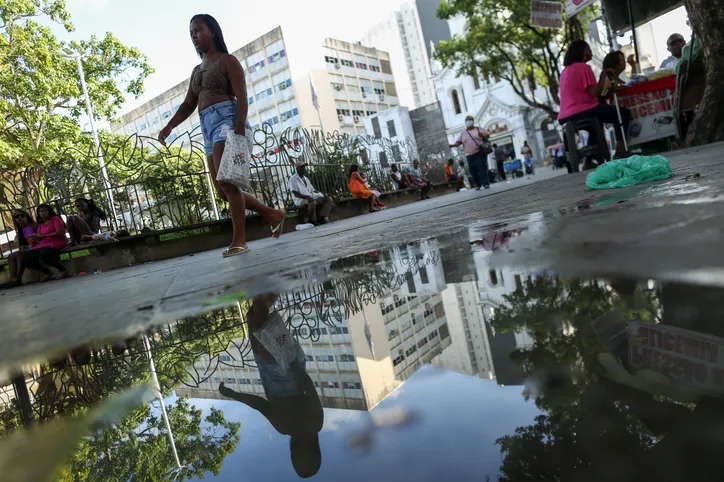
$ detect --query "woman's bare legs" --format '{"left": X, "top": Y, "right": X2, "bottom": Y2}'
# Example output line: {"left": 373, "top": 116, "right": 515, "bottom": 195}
{"left": 210, "top": 144, "right": 286, "bottom": 251}
{"left": 9, "top": 252, "right": 23, "bottom": 283}
{"left": 66, "top": 216, "right": 93, "bottom": 245}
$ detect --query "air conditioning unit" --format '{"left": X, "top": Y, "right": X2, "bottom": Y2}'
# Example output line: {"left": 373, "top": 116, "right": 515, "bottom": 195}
{"left": 280, "top": 112, "right": 288, "bottom": 121}
{"left": 278, "top": 82, "right": 287, "bottom": 90}
{"left": 334, "top": 63, "right": 341, "bottom": 70}
{"left": 333, "top": 83, "right": 343, "bottom": 91}
{"left": 362, "top": 92, "right": 367, "bottom": 98}
{"left": 353, "top": 115, "right": 361, "bottom": 124}
{"left": 338, "top": 114, "right": 344, "bottom": 121}
{"left": 379, "top": 94, "right": 386, "bottom": 101}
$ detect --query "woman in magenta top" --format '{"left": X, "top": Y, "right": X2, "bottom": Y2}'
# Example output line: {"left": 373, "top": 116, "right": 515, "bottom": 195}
{"left": 24, "top": 203, "right": 68, "bottom": 280}
{"left": 558, "top": 40, "right": 632, "bottom": 159}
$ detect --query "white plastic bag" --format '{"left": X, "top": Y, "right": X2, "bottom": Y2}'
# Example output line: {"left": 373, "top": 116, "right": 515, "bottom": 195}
{"left": 253, "top": 311, "right": 304, "bottom": 371}
{"left": 217, "top": 130, "right": 253, "bottom": 191}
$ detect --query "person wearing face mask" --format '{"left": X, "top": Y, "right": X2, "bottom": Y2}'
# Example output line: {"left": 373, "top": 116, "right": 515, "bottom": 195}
{"left": 449, "top": 116, "right": 491, "bottom": 190}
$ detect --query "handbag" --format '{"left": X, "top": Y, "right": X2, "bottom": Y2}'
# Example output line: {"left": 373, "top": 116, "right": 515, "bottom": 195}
{"left": 216, "top": 130, "right": 253, "bottom": 191}
{"left": 467, "top": 128, "right": 493, "bottom": 155}
{"left": 253, "top": 311, "right": 305, "bottom": 371}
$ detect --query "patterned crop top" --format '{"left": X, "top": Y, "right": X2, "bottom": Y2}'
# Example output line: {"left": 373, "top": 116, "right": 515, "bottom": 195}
{"left": 190, "top": 56, "right": 235, "bottom": 106}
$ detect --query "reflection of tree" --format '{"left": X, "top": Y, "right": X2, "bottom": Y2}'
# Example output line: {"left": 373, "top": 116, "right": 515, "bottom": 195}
{"left": 491, "top": 277, "right": 663, "bottom": 481}
{"left": 60, "top": 398, "right": 240, "bottom": 481}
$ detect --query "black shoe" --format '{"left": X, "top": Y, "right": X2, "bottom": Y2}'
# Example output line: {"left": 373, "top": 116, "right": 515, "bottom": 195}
{"left": 484, "top": 185, "right": 490, "bottom": 189}
{"left": 476, "top": 187, "right": 481, "bottom": 191}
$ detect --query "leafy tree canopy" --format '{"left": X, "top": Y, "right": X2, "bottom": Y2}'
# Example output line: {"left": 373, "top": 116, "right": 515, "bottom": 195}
{"left": 435, "top": 0, "right": 596, "bottom": 118}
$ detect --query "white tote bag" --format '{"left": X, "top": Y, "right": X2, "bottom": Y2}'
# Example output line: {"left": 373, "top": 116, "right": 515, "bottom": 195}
{"left": 216, "top": 130, "right": 253, "bottom": 191}
{"left": 253, "top": 311, "right": 305, "bottom": 371}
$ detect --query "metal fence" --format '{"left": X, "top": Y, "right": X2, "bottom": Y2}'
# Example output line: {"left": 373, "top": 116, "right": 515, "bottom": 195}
{"left": 0, "top": 125, "right": 452, "bottom": 259}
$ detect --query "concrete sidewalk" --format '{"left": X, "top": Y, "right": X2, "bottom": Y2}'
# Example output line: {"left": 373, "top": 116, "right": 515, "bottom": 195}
{"left": 3, "top": 142, "right": 724, "bottom": 372}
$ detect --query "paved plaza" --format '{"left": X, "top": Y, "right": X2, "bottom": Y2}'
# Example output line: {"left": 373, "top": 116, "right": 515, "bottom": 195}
{"left": 3, "top": 143, "right": 724, "bottom": 373}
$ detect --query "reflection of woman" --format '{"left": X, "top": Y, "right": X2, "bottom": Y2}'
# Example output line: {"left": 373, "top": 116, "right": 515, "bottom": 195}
{"left": 219, "top": 294, "right": 323, "bottom": 478}
{"left": 24, "top": 204, "right": 68, "bottom": 280}
{"left": 157, "top": 14, "right": 285, "bottom": 258}
{"left": 67, "top": 198, "right": 105, "bottom": 245}
{"left": 348, "top": 164, "right": 381, "bottom": 213}
{"left": 5, "top": 209, "right": 37, "bottom": 286}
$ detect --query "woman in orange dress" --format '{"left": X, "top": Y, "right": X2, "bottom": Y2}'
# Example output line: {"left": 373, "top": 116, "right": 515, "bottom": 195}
{"left": 348, "top": 164, "right": 381, "bottom": 213}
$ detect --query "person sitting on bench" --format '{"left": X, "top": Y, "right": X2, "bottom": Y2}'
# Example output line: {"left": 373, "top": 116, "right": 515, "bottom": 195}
{"left": 444, "top": 159, "right": 464, "bottom": 191}
{"left": 558, "top": 40, "right": 632, "bottom": 159}
{"left": 289, "top": 161, "right": 334, "bottom": 226}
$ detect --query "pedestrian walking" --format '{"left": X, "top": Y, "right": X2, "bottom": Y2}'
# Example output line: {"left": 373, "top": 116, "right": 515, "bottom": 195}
{"left": 521, "top": 141, "right": 535, "bottom": 175}
{"left": 493, "top": 144, "right": 508, "bottom": 182}
{"left": 449, "top": 115, "right": 491, "bottom": 190}
{"left": 158, "top": 14, "right": 285, "bottom": 258}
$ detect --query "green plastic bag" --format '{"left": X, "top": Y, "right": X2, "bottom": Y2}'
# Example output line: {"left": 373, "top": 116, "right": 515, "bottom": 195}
{"left": 585, "top": 155, "right": 674, "bottom": 190}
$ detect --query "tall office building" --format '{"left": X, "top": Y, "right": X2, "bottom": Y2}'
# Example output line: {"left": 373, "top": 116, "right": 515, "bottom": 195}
{"left": 111, "top": 27, "right": 298, "bottom": 144}
{"left": 360, "top": 1, "right": 450, "bottom": 108}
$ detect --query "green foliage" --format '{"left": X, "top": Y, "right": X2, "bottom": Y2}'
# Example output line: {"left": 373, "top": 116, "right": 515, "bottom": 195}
{"left": 435, "top": 0, "right": 597, "bottom": 117}
{"left": 62, "top": 397, "right": 240, "bottom": 481}
{"left": 0, "top": 0, "right": 154, "bottom": 170}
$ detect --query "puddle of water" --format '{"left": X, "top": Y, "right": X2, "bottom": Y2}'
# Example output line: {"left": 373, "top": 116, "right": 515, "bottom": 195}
{"left": 2, "top": 226, "right": 724, "bottom": 481}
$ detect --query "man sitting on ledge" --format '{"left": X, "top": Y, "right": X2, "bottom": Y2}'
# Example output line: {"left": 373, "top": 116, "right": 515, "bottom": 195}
{"left": 289, "top": 160, "right": 335, "bottom": 225}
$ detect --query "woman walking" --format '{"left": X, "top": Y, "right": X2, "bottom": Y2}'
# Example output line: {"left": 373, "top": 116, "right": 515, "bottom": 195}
{"left": 158, "top": 14, "right": 285, "bottom": 258}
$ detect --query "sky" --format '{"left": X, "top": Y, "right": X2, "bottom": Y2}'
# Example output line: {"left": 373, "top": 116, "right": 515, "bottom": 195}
{"left": 56, "top": 0, "right": 403, "bottom": 116}
{"left": 53, "top": 0, "right": 691, "bottom": 122}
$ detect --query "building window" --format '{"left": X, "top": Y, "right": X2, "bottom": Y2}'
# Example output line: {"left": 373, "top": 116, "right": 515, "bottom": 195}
{"left": 380, "top": 59, "right": 392, "bottom": 74}
{"left": 341, "top": 59, "right": 354, "bottom": 67}
{"left": 268, "top": 48, "right": 286, "bottom": 64}
{"left": 379, "top": 151, "right": 389, "bottom": 168}
{"left": 371, "top": 117, "right": 381, "bottom": 138}
{"left": 387, "top": 120, "right": 397, "bottom": 137}
{"left": 248, "top": 60, "right": 266, "bottom": 73}
{"left": 452, "top": 89, "right": 462, "bottom": 114}
{"left": 356, "top": 62, "right": 368, "bottom": 70}
{"left": 352, "top": 109, "right": 364, "bottom": 117}
{"left": 336, "top": 108, "right": 351, "bottom": 116}
{"left": 325, "top": 56, "right": 339, "bottom": 64}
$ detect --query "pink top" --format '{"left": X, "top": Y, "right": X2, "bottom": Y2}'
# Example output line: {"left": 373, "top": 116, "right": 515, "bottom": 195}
{"left": 456, "top": 127, "right": 490, "bottom": 156}
{"left": 34, "top": 216, "right": 68, "bottom": 250}
{"left": 558, "top": 63, "right": 599, "bottom": 120}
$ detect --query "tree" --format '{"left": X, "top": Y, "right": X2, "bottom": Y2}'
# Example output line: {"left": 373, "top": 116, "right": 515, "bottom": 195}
{"left": 435, "top": 0, "right": 595, "bottom": 118}
{"left": 61, "top": 398, "right": 240, "bottom": 481}
{"left": 682, "top": 1, "right": 724, "bottom": 146}
{"left": 0, "top": 0, "right": 154, "bottom": 170}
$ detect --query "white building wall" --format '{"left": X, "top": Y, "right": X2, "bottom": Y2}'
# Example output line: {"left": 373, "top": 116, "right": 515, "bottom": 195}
{"left": 362, "top": 106, "right": 419, "bottom": 166}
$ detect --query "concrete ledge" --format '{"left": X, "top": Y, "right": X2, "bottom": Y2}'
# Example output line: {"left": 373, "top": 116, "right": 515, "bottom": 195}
{"left": 1, "top": 181, "right": 457, "bottom": 284}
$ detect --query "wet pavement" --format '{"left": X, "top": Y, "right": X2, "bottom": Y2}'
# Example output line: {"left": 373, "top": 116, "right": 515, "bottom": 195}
{"left": 3, "top": 143, "right": 724, "bottom": 480}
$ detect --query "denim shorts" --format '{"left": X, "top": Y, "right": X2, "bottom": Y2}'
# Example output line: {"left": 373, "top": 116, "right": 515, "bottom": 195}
{"left": 199, "top": 100, "right": 251, "bottom": 157}
{"left": 254, "top": 353, "right": 306, "bottom": 398}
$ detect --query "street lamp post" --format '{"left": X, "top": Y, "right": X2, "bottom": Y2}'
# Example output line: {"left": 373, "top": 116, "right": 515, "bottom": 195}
{"left": 63, "top": 50, "right": 118, "bottom": 224}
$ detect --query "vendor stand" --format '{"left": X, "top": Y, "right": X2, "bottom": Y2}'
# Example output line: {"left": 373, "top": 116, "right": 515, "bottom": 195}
{"left": 614, "top": 75, "right": 677, "bottom": 146}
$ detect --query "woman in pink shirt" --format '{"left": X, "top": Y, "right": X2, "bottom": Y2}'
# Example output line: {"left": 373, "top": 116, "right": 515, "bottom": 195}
{"left": 449, "top": 115, "right": 491, "bottom": 190}
{"left": 24, "top": 203, "right": 68, "bottom": 280}
{"left": 558, "top": 40, "right": 632, "bottom": 159}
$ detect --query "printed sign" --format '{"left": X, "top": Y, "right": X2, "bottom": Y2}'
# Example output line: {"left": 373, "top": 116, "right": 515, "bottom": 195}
{"left": 564, "top": 0, "right": 596, "bottom": 18}
{"left": 530, "top": 0, "right": 563, "bottom": 29}
{"left": 628, "top": 321, "right": 724, "bottom": 397}
{"left": 616, "top": 76, "right": 677, "bottom": 145}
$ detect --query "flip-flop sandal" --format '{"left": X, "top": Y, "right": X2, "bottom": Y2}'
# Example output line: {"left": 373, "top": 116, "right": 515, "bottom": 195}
{"left": 222, "top": 246, "right": 250, "bottom": 258}
{"left": 270, "top": 214, "right": 286, "bottom": 239}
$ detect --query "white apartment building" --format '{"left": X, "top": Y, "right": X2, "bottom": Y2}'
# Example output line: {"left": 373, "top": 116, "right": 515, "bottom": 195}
{"left": 112, "top": 27, "right": 299, "bottom": 147}
{"left": 360, "top": 1, "right": 441, "bottom": 108}
{"left": 362, "top": 106, "right": 419, "bottom": 167}
{"left": 294, "top": 38, "right": 401, "bottom": 138}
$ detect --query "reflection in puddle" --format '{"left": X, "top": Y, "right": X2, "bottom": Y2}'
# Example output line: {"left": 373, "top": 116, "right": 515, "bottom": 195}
{"left": 3, "top": 227, "right": 724, "bottom": 480}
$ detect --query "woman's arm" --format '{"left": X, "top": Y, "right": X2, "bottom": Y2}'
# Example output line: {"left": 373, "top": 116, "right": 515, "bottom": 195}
{"left": 159, "top": 70, "right": 199, "bottom": 145}
{"left": 219, "top": 382, "right": 271, "bottom": 414}
{"left": 223, "top": 55, "right": 249, "bottom": 136}
{"left": 586, "top": 70, "right": 613, "bottom": 98}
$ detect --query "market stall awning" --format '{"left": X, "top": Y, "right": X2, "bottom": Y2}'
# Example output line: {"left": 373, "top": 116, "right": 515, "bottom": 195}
{"left": 602, "top": 0, "right": 683, "bottom": 33}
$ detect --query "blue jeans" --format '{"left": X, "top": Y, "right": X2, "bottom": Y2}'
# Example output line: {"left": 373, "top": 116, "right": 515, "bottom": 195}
{"left": 199, "top": 100, "right": 252, "bottom": 157}
{"left": 466, "top": 151, "right": 489, "bottom": 188}
{"left": 524, "top": 157, "right": 535, "bottom": 174}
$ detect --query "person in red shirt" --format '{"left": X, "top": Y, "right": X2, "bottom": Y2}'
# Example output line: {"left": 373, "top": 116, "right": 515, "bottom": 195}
{"left": 558, "top": 40, "right": 632, "bottom": 159}
{"left": 24, "top": 204, "right": 68, "bottom": 280}
{"left": 444, "top": 159, "right": 464, "bottom": 191}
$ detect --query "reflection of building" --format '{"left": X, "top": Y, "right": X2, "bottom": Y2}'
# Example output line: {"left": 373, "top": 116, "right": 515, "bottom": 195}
{"left": 436, "top": 281, "right": 494, "bottom": 378}
{"left": 177, "top": 245, "right": 452, "bottom": 410}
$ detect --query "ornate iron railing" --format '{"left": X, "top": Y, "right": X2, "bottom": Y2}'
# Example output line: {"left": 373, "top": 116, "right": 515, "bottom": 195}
{"left": 0, "top": 126, "right": 451, "bottom": 259}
